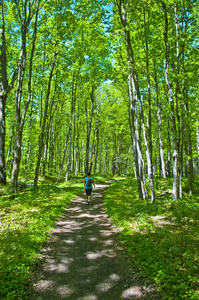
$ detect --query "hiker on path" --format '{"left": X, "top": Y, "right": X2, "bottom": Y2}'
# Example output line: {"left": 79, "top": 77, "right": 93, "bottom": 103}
{"left": 84, "top": 171, "right": 95, "bottom": 204}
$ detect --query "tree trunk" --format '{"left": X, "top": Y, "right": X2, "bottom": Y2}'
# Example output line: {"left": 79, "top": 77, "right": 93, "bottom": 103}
{"left": 65, "top": 128, "right": 72, "bottom": 181}
{"left": 161, "top": 1, "right": 178, "bottom": 200}
{"left": 6, "top": 123, "right": 14, "bottom": 172}
{"left": 135, "top": 73, "right": 155, "bottom": 202}
{"left": 34, "top": 50, "right": 57, "bottom": 186}
{"left": 166, "top": 113, "right": 171, "bottom": 177}
{"left": 143, "top": 3, "right": 153, "bottom": 171}
{"left": 25, "top": 139, "right": 30, "bottom": 181}
{"left": 85, "top": 85, "right": 95, "bottom": 175}
{"left": 154, "top": 61, "right": 166, "bottom": 178}
{"left": 94, "top": 127, "right": 99, "bottom": 173}
{"left": 117, "top": 2, "right": 154, "bottom": 200}
{"left": 11, "top": 23, "right": 27, "bottom": 193}
{"left": 0, "top": 2, "right": 18, "bottom": 183}
{"left": 181, "top": 22, "right": 194, "bottom": 194}
{"left": 174, "top": 3, "right": 182, "bottom": 199}
{"left": 56, "top": 93, "right": 75, "bottom": 183}
{"left": 128, "top": 73, "right": 148, "bottom": 200}
{"left": 89, "top": 104, "right": 99, "bottom": 173}
{"left": 43, "top": 87, "right": 56, "bottom": 176}
{"left": 75, "top": 98, "right": 80, "bottom": 175}
{"left": 0, "top": 95, "right": 6, "bottom": 183}
{"left": 11, "top": 0, "right": 39, "bottom": 192}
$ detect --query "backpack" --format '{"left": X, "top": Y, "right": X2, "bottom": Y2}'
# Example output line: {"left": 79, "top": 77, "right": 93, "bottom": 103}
{"left": 86, "top": 177, "right": 92, "bottom": 188}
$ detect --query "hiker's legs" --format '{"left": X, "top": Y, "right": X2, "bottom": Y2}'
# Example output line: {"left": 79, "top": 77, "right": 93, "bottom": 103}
{"left": 86, "top": 189, "right": 92, "bottom": 203}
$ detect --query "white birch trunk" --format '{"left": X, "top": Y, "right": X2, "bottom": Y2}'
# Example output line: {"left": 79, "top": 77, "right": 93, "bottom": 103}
{"left": 162, "top": 1, "right": 178, "bottom": 200}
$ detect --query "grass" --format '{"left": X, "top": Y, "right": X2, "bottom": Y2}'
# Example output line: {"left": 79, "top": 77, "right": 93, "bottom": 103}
{"left": 104, "top": 176, "right": 199, "bottom": 300}
{"left": 0, "top": 173, "right": 114, "bottom": 300}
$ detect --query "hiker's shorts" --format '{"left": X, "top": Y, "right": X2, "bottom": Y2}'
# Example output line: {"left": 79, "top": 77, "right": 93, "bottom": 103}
{"left": 85, "top": 189, "right": 92, "bottom": 196}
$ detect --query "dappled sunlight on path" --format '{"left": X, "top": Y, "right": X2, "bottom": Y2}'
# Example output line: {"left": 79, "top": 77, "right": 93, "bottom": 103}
{"left": 30, "top": 181, "right": 157, "bottom": 299}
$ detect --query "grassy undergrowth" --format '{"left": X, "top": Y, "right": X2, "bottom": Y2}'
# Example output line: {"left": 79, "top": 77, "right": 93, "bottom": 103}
{"left": 104, "top": 176, "right": 199, "bottom": 300}
{"left": 0, "top": 174, "right": 113, "bottom": 299}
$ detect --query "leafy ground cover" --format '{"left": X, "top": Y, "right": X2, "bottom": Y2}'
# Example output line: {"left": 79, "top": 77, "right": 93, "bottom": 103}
{"left": 0, "top": 174, "right": 113, "bottom": 300}
{"left": 104, "top": 176, "right": 199, "bottom": 300}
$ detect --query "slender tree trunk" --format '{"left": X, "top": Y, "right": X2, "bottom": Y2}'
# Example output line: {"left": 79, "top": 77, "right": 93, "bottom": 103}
{"left": 75, "top": 98, "right": 80, "bottom": 175}
{"left": 154, "top": 62, "right": 166, "bottom": 178}
{"left": 117, "top": 2, "right": 154, "bottom": 200}
{"left": 143, "top": 3, "right": 153, "bottom": 171}
{"left": 174, "top": 3, "right": 183, "bottom": 199}
{"left": 94, "top": 127, "right": 99, "bottom": 173}
{"left": 128, "top": 107, "right": 137, "bottom": 178}
{"left": 43, "top": 87, "right": 56, "bottom": 176}
{"left": 135, "top": 73, "right": 155, "bottom": 202}
{"left": 162, "top": 1, "right": 178, "bottom": 200}
{"left": 128, "top": 73, "right": 148, "bottom": 200}
{"left": 6, "top": 123, "right": 14, "bottom": 171}
{"left": 11, "top": 1, "right": 40, "bottom": 192}
{"left": 11, "top": 23, "right": 27, "bottom": 193}
{"left": 25, "top": 139, "right": 30, "bottom": 180}
{"left": 56, "top": 94, "right": 75, "bottom": 183}
{"left": 181, "top": 26, "right": 193, "bottom": 194}
{"left": 34, "top": 50, "right": 57, "bottom": 186}
{"left": 0, "top": 95, "right": 6, "bottom": 183}
{"left": 72, "top": 111, "right": 76, "bottom": 173}
{"left": 185, "top": 100, "right": 193, "bottom": 194}
{"left": 166, "top": 112, "right": 171, "bottom": 177}
{"left": 85, "top": 85, "right": 94, "bottom": 175}
{"left": 64, "top": 74, "right": 77, "bottom": 181}
{"left": 197, "top": 127, "right": 199, "bottom": 172}
{"left": 65, "top": 127, "right": 72, "bottom": 181}
{"left": 0, "top": 2, "right": 18, "bottom": 183}
{"left": 89, "top": 103, "right": 99, "bottom": 173}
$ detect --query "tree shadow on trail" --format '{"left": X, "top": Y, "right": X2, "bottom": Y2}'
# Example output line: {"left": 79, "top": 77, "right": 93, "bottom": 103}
{"left": 30, "top": 182, "right": 161, "bottom": 300}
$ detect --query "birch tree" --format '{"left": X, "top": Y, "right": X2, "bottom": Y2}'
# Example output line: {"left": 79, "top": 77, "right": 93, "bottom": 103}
{"left": 11, "top": 0, "right": 40, "bottom": 193}
{"left": 0, "top": 0, "right": 19, "bottom": 184}
{"left": 114, "top": 0, "right": 155, "bottom": 201}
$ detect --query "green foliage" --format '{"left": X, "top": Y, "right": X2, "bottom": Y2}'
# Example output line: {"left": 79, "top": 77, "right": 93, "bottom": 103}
{"left": 104, "top": 177, "right": 199, "bottom": 300}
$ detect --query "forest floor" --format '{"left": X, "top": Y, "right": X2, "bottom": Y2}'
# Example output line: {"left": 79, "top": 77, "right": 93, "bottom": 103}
{"left": 29, "top": 180, "right": 161, "bottom": 300}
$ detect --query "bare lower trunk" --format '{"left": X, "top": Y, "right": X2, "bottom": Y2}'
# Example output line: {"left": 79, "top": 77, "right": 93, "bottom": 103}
{"left": 43, "top": 88, "right": 56, "bottom": 176}
{"left": 174, "top": 3, "right": 182, "bottom": 199}
{"left": 162, "top": 1, "right": 178, "bottom": 200}
{"left": 132, "top": 70, "right": 155, "bottom": 202}
{"left": 166, "top": 111, "right": 171, "bottom": 177}
{"left": 11, "top": 23, "right": 27, "bottom": 193}
{"left": 0, "top": 95, "right": 6, "bottom": 183}
{"left": 85, "top": 85, "right": 94, "bottom": 174}
{"left": 34, "top": 51, "right": 57, "bottom": 186}
{"left": 154, "top": 62, "right": 166, "bottom": 178}
{"left": 89, "top": 105, "right": 99, "bottom": 173}
{"left": 25, "top": 139, "right": 30, "bottom": 180}
{"left": 0, "top": 2, "right": 18, "bottom": 183}
{"left": 117, "top": 3, "right": 153, "bottom": 200}
{"left": 143, "top": 5, "right": 153, "bottom": 172}
{"left": 75, "top": 99, "right": 80, "bottom": 175}
{"left": 11, "top": 1, "right": 39, "bottom": 192}
{"left": 94, "top": 130, "right": 99, "bottom": 173}
{"left": 57, "top": 95, "right": 75, "bottom": 183}
{"left": 128, "top": 73, "right": 147, "bottom": 200}
{"left": 11, "top": 132, "right": 22, "bottom": 193}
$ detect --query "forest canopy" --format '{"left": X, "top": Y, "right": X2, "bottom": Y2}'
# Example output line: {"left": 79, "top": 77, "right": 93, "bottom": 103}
{"left": 0, "top": 0, "right": 199, "bottom": 200}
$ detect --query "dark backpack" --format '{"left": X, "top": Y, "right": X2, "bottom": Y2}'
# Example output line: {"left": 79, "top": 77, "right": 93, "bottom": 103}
{"left": 86, "top": 178, "right": 92, "bottom": 187}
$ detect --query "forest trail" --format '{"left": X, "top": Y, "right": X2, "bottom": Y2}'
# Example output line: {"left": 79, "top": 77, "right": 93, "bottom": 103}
{"left": 30, "top": 181, "right": 159, "bottom": 300}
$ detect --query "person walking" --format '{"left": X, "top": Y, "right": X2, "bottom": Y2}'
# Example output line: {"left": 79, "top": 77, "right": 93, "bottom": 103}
{"left": 84, "top": 172, "right": 95, "bottom": 204}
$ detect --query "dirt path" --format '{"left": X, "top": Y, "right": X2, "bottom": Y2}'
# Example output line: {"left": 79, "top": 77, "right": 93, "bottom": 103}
{"left": 30, "top": 181, "right": 160, "bottom": 300}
